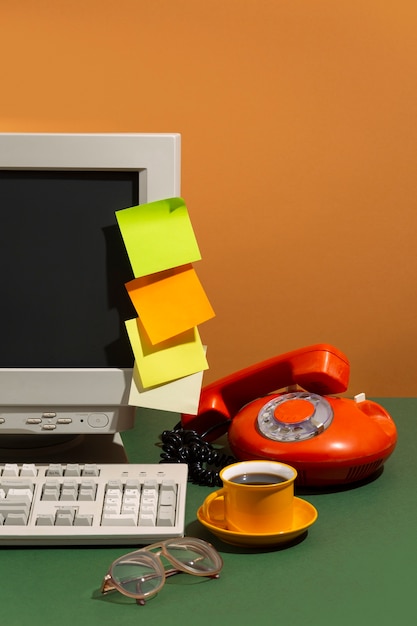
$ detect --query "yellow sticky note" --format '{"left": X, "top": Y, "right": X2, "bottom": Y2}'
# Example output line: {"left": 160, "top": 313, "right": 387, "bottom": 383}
{"left": 115, "top": 197, "right": 202, "bottom": 277}
{"left": 125, "top": 317, "right": 208, "bottom": 388}
{"left": 128, "top": 354, "right": 206, "bottom": 414}
{"left": 125, "top": 264, "right": 215, "bottom": 344}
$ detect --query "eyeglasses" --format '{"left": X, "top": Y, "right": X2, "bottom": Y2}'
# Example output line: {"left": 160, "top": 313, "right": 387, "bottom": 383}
{"left": 101, "top": 537, "right": 223, "bottom": 605}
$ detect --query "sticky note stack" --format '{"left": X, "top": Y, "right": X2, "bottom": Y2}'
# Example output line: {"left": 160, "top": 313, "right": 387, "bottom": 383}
{"left": 115, "top": 197, "right": 215, "bottom": 414}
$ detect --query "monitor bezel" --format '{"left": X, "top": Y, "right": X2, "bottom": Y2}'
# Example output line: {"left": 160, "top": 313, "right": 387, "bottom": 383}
{"left": 0, "top": 132, "right": 181, "bottom": 435}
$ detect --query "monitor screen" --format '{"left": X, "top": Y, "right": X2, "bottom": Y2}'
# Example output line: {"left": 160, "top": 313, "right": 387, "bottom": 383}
{"left": 0, "top": 133, "right": 181, "bottom": 443}
{"left": 0, "top": 169, "right": 137, "bottom": 368}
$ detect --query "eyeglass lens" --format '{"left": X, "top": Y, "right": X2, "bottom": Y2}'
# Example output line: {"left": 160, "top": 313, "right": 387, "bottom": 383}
{"left": 112, "top": 552, "right": 163, "bottom": 598}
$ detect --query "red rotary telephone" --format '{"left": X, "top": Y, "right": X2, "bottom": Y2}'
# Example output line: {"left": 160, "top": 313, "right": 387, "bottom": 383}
{"left": 181, "top": 344, "right": 397, "bottom": 487}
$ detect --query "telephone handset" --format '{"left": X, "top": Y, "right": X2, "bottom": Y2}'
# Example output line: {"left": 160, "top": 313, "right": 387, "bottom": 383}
{"left": 180, "top": 344, "right": 397, "bottom": 487}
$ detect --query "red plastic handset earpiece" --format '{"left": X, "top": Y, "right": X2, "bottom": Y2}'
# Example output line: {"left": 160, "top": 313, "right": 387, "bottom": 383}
{"left": 181, "top": 343, "right": 350, "bottom": 438}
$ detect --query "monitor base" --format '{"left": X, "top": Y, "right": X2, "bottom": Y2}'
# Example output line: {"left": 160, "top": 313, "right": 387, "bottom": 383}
{"left": 0, "top": 433, "right": 128, "bottom": 464}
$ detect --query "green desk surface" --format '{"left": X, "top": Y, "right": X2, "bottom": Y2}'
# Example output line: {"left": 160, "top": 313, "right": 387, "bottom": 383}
{"left": 2, "top": 399, "right": 416, "bottom": 626}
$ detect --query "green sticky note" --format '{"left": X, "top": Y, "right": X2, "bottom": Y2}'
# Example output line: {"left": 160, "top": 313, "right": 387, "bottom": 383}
{"left": 115, "top": 197, "right": 202, "bottom": 277}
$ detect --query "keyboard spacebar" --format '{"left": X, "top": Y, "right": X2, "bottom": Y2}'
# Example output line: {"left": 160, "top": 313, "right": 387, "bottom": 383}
{"left": 101, "top": 514, "right": 137, "bottom": 526}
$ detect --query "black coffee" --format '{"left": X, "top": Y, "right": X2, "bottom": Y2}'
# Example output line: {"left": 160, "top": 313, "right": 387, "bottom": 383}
{"left": 230, "top": 472, "right": 287, "bottom": 485}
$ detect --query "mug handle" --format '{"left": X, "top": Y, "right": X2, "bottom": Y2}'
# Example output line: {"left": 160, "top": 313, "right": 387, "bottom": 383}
{"left": 202, "top": 488, "right": 227, "bottom": 529}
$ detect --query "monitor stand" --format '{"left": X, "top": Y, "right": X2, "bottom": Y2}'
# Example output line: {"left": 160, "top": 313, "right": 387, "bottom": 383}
{"left": 0, "top": 433, "right": 128, "bottom": 464}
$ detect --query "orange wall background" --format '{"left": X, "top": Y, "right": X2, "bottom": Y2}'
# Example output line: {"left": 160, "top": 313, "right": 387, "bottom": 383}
{"left": 2, "top": 1, "right": 417, "bottom": 397}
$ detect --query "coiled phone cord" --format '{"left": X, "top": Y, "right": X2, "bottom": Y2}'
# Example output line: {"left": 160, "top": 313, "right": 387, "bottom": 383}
{"left": 159, "top": 423, "right": 237, "bottom": 487}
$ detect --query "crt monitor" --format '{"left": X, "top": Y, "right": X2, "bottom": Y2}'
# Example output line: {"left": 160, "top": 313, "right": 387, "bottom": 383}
{"left": 0, "top": 133, "right": 181, "bottom": 453}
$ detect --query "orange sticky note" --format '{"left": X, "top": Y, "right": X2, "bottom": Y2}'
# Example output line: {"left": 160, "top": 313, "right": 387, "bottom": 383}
{"left": 125, "top": 264, "right": 215, "bottom": 344}
{"left": 125, "top": 317, "right": 209, "bottom": 388}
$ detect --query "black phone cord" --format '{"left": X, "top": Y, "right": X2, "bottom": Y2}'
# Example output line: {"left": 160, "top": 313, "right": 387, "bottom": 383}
{"left": 159, "top": 425, "right": 237, "bottom": 487}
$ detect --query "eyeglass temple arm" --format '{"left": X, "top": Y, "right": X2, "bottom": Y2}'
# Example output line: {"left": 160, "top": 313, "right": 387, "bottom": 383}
{"left": 101, "top": 574, "right": 117, "bottom": 594}
{"left": 164, "top": 567, "right": 220, "bottom": 579}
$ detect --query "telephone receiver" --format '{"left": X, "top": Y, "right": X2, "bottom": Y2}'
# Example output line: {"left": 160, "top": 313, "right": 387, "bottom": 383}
{"left": 181, "top": 344, "right": 397, "bottom": 487}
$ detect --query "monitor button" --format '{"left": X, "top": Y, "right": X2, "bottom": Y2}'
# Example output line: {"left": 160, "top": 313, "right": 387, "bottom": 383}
{"left": 87, "top": 413, "right": 109, "bottom": 428}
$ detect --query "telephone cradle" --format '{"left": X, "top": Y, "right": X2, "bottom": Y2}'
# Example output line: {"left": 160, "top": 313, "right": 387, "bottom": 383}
{"left": 181, "top": 344, "right": 397, "bottom": 487}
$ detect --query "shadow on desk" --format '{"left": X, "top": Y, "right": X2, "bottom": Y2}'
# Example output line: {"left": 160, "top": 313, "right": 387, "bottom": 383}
{"left": 185, "top": 518, "right": 309, "bottom": 555}
{"left": 295, "top": 466, "right": 384, "bottom": 496}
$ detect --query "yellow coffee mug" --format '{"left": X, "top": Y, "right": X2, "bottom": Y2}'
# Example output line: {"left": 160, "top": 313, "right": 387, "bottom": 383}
{"left": 203, "top": 460, "right": 297, "bottom": 534}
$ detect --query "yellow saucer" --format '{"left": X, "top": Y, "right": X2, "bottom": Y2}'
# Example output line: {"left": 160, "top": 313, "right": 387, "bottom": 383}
{"left": 197, "top": 495, "right": 318, "bottom": 548}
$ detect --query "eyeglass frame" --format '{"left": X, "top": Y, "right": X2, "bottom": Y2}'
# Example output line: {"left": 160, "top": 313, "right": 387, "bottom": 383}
{"left": 101, "top": 536, "right": 223, "bottom": 605}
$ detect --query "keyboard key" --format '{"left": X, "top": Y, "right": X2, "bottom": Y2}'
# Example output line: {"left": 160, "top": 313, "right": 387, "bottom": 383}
{"left": 161, "top": 479, "right": 177, "bottom": 493}
{"left": 46, "top": 464, "right": 64, "bottom": 477}
{"left": 7, "top": 488, "right": 33, "bottom": 507}
{"left": 20, "top": 464, "right": 37, "bottom": 477}
{"left": 78, "top": 482, "right": 96, "bottom": 501}
{"left": 5, "top": 513, "right": 27, "bottom": 525}
{"left": 60, "top": 488, "right": 78, "bottom": 501}
{"left": 3, "top": 464, "right": 19, "bottom": 477}
{"left": 102, "top": 513, "right": 137, "bottom": 526}
{"left": 74, "top": 514, "right": 93, "bottom": 527}
{"left": 56, "top": 508, "right": 76, "bottom": 526}
{"left": 138, "top": 512, "right": 156, "bottom": 526}
{"left": 159, "top": 484, "right": 177, "bottom": 506}
{"left": 106, "top": 480, "right": 123, "bottom": 490}
{"left": 0, "top": 479, "right": 34, "bottom": 492}
{"left": 125, "top": 479, "right": 141, "bottom": 490}
{"left": 143, "top": 479, "right": 158, "bottom": 491}
{"left": 157, "top": 505, "right": 176, "bottom": 527}
{"left": 64, "top": 464, "right": 81, "bottom": 477}
{"left": 106, "top": 487, "right": 123, "bottom": 498}
{"left": 42, "top": 481, "right": 60, "bottom": 501}
{"left": 0, "top": 501, "right": 31, "bottom": 518}
{"left": 36, "top": 514, "right": 55, "bottom": 526}
{"left": 82, "top": 464, "right": 99, "bottom": 477}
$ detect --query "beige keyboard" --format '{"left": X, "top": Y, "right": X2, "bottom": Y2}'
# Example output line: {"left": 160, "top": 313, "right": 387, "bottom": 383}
{"left": 0, "top": 462, "right": 188, "bottom": 545}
